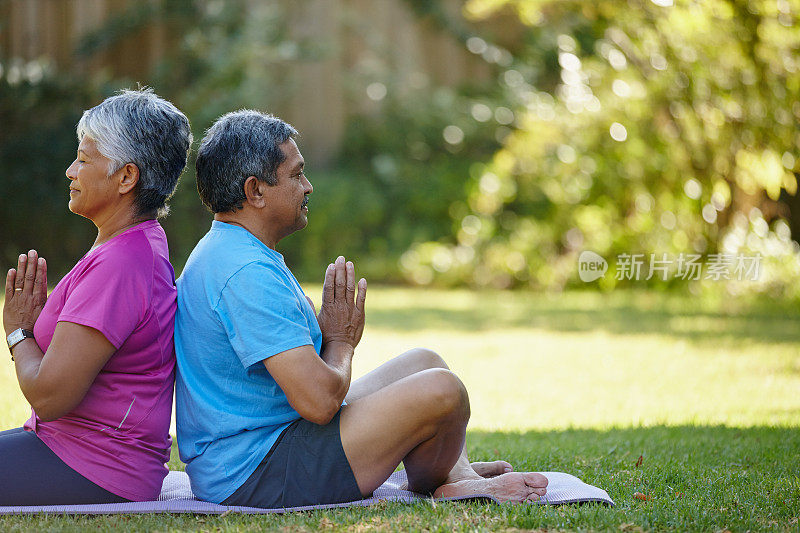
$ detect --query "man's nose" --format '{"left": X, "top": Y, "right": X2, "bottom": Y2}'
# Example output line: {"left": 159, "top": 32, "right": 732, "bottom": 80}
{"left": 303, "top": 175, "right": 313, "bottom": 194}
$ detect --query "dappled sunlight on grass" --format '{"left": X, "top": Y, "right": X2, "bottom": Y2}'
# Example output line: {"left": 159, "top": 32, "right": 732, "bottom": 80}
{"left": 0, "top": 340, "right": 30, "bottom": 429}
{"left": 355, "top": 327, "right": 799, "bottom": 431}
{"left": 2, "top": 288, "right": 799, "bottom": 432}
{"left": 310, "top": 287, "right": 800, "bottom": 431}
{"left": 1, "top": 288, "right": 798, "bottom": 530}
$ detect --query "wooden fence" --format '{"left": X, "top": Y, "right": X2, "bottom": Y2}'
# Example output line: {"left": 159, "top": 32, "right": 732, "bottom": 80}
{"left": 1, "top": 0, "right": 494, "bottom": 165}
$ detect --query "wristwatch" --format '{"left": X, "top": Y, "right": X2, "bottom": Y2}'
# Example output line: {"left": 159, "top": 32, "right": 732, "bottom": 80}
{"left": 6, "top": 328, "right": 34, "bottom": 360}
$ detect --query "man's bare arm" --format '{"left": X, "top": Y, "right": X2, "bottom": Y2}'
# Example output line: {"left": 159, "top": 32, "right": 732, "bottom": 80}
{"left": 263, "top": 256, "right": 366, "bottom": 425}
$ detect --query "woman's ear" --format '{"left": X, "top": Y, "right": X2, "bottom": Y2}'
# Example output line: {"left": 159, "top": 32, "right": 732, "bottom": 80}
{"left": 243, "top": 176, "right": 267, "bottom": 208}
{"left": 118, "top": 163, "right": 140, "bottom": 195}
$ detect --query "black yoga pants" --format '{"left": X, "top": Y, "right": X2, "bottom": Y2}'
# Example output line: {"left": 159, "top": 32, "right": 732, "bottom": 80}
{"left": 0, "top": 427, "right": 129, "bottom": 505}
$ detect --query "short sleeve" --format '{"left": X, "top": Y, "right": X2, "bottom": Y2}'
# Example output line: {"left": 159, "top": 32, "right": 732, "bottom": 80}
{"left": 215, "top": 262, "right": 314, "bottom": 369}
{"left": 58, "top": 249, "right": 150, "bottom": 349}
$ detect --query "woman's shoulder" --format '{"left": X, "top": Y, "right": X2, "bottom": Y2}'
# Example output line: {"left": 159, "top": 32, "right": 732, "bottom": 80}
{"left": 81, "top": 222, "right": 170, "bottom": 280}
{"left": 98, "top": 222, "right": 166, "bottom": 260}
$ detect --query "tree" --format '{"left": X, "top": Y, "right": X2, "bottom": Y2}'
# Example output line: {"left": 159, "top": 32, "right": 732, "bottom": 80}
{"left": 402, "top": 0, "right": 799, "bottom": 297}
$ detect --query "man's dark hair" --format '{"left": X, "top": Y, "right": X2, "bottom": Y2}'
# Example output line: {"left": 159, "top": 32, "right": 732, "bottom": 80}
{"left": 196, "top": 110, "right": 298, "bottom": 213}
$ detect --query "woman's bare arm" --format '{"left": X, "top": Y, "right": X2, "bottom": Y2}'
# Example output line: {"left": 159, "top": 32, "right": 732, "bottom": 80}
{"left": 5, "top": 251, "right": 116, "bottom": 421}
{"left": 12, "top": 322, "right": 116, "bottom": 421}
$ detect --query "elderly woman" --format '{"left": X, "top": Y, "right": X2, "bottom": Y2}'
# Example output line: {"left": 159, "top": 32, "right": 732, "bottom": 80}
{"left": 1, "top": 89, "right": 191, "bottom": 505}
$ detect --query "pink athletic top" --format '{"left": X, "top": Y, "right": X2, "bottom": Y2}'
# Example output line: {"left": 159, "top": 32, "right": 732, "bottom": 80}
{"left": 24, "top": 220, "right": 176, "bottom": 501}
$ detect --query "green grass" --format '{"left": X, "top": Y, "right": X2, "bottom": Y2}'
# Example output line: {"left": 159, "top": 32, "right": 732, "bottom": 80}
{"left": 1, "top": 287, "right": 799, "bottom": 531}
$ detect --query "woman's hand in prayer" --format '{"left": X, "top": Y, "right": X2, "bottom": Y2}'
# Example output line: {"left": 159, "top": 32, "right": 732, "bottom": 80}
{"left": 4, "top": 250, "right": 48, "bottom": 336}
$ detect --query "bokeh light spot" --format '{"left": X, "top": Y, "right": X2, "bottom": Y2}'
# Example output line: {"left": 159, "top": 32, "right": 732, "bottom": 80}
{"left": 366, "top": 82, "right": 387, "bottom": 101}
{"left": 684, "top": 179, "right": 702, "bottom": 200}
{"left": 494, "top": 107, "right": 515, "bottom": 125}
{"left": 471, "top": 103, "right": 492, "bottom": 122}
{"left": 609, "top": 122, "right": 627, "bottom": 141}
{"left": 702, "top": 204, "right": 718, "bottom": 224}
{"left": 608, "top": 49, "right": 627, "bottom": 70}
{"left": 466, "top": 37, "right": 487, "bottom": 55}
{"left": 443, "top": 125, "right": 464, "bottom": 145}
{"left": 612, "top": 79, "right": 631, "bottom": 98}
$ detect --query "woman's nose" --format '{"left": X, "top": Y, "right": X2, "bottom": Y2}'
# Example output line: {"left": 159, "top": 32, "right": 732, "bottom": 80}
{"left": 66, "top": 160, "right": 78, "bottom": 180}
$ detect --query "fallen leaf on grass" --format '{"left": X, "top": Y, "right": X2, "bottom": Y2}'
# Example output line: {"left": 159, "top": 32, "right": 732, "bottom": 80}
{"left": 633, "top": 492, "right": 651, "bottom": 501}
{"left": 635, "top": 455, "right": 643, "bottom": 468}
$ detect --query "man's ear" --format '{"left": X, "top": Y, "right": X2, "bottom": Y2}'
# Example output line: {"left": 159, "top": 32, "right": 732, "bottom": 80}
{"left": 117, "top": 163, "right": 140, "bottom": 195}
{"left": 243, "top": 176, "right": 268, "bottom": 208}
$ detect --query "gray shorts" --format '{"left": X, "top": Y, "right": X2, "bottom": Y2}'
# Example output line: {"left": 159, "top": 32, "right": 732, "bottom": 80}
{"left": 222, "top": 410, "right": 363, "bottom": 509}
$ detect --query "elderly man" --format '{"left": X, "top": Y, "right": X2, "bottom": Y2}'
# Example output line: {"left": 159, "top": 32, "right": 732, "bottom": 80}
{"left": 174, "top": 110, "right": 547, "bottom": 508}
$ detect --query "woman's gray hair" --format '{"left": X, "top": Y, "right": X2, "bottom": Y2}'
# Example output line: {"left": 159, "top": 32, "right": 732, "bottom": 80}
{"left": 77, "top": 88, "right": 192, "bottom": 218}
{"left": 195, "top": 110, "right": 297, "bottom": 213}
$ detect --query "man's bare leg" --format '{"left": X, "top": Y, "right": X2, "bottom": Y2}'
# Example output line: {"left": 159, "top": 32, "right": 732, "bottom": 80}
{"left": 340, "top": 368, "right": 471, "bottom": 495}
{"left": 345, "top": 348, "right": 512, "bottom": 478}
{"left": 340, "top": 348, "right": 548, "bottom": 502}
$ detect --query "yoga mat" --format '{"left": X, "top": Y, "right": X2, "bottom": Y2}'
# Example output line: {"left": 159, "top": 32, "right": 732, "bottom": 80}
{"left": 0, "top": 469, "right": 614, "bottom": 514}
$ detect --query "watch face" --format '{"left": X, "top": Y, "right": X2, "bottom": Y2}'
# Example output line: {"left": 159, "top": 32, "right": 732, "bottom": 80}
{"left": 7, "top": 329, "right": 26, "bottom": 348}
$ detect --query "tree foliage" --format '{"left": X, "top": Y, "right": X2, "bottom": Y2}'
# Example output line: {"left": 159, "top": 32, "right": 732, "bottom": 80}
{"left": 401, "top": 0, "right": 800, "bottom": 297}
{"left": 0, "top": 63, "right": 97, "bottom": 278}
{"left": 1, "top": 0, "right": 798, "bottom": 297}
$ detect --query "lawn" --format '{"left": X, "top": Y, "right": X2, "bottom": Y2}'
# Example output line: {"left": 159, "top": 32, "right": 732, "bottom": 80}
{"left": 0, "top": 287, "right": 798, "bottom": 531}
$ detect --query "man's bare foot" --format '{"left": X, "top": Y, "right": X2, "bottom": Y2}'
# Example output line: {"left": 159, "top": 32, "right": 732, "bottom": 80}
{"left": 433, "top": 472, "right": 548, "bottom": 503}
{"left": 471, "top": 460, "right": 513, "bottom": 478}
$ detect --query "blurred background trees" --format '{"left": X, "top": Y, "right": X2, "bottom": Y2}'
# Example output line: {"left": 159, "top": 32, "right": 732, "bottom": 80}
{"left": 1, "top": 0, "right": 798, "bottom": 298}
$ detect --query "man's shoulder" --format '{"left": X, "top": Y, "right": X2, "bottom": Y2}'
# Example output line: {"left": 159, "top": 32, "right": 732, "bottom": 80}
{"left": 223, "top": 259, "right": 291, "bottom": 292}
{"left": 184, "top": 227, "right": 283, "bottom": 275}
{"left": 181, "top": 241, "right": 292, "bottom": 300}
{"left": 196, "top": 225, "right": 266, "bottom": 258}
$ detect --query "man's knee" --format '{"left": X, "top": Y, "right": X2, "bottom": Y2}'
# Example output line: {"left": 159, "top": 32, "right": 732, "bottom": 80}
{"left": 416, "top": 368, "right": 469, "bottom": 422}
{"left": 406, "top": 347, "right": 449, "bottom": 371}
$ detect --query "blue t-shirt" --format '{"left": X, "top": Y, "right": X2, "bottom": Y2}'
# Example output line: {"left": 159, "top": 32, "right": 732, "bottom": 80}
{"left": 174, "top": 221, "right": 322, "bottom": 503}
